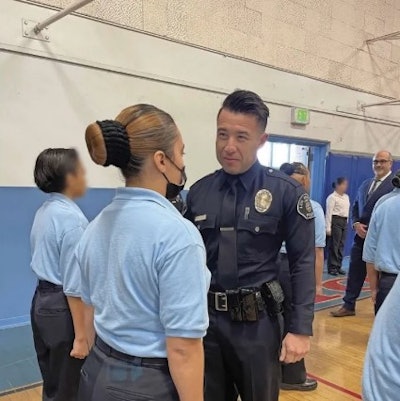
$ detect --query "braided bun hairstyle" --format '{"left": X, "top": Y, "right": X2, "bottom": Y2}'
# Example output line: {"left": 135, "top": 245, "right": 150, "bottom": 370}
{"left": 85, "top": 104, "right": 178, "bottom": 179}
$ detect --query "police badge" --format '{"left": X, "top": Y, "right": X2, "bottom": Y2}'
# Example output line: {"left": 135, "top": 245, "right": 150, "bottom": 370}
{"left": 254, "top": 189, "right": 273, "bottom": 213}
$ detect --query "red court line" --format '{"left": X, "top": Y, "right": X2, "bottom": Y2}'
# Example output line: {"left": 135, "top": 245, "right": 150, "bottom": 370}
{"left": 308, "top": 373, "right": 362, "bottom": 400}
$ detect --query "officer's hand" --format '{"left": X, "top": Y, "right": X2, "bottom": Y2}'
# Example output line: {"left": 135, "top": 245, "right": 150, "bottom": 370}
{"left": 371, "top": 289, "right": 377, "bottom": 304}
{"left": 70, "top": 338, "right": 90, "bottom": 360}
{"left": 354, "top": 223, "right": 367, "bottom": 239}
{"left": 280, "top": 333, "right": 310, "bottom": 364}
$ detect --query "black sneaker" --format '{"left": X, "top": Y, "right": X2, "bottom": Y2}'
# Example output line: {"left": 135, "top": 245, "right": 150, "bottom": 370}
{"left": 328, "top": 269, "right": 339, "bottom": 276}
{"left": 338, "top": 268, "right": 346, "bottom": 275}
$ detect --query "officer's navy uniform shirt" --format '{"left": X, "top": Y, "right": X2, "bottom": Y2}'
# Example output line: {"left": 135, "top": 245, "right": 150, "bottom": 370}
{"left": 363, "top": 195, "right": 400, "bottom": 274}
{"left": 77, "top": 188, "right": 211, "bottom": 358}
{"left": 363, "top": 274, "right": 400, "bottom": 401}
{"left": 30, "top": 193, "right": 88, "bottom": 297}
{"left": 185, "top": 161, "right": 316, "bottom": 335}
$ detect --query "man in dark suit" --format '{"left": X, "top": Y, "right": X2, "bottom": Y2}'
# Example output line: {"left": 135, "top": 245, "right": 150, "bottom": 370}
{"left": 331, "top": 150, "right": 394, "bottom": 317}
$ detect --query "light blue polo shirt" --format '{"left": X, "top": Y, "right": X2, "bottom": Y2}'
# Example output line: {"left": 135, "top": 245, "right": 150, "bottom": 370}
{"left": 363, "top": 194, "right": 400, "bottom": 274}
{"left": 281, "top": 199, "right": 325, "bottom": 253}
{"left": 373, "top": 187, "right": 400, "bottom": 212}
{"left": 77, "top": 187, "right": 211, "bottom": 358}
{"left": 30, "top": 193, "right": 88, "bottom": 297}
{"left": 363, "top": 275, "right": 400, "bottom": 401}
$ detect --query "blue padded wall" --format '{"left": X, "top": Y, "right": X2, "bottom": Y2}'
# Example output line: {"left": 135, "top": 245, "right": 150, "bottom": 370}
{"left": 0, "top": 187, "right": 115, "bottom": 329}
{"left": 324, "top": 153, "right": 400, "bottom": 256}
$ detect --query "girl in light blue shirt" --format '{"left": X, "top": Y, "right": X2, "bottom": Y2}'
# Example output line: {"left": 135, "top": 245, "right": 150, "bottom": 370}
{"left": 77, "top": 104, "right": 211, "bottom": 401}
{"left": 30, "top": 148, "right": 89, "bottom": 401}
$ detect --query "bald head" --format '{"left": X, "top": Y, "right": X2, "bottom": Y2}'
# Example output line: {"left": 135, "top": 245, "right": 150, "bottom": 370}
{"left": 372, "top": 150, "right": 393, "bottom": 179}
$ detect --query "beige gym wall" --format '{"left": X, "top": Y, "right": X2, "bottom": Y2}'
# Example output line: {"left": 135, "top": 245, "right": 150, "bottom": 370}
{"left": 24, "top": 0, "right": 400, "bottom": 98}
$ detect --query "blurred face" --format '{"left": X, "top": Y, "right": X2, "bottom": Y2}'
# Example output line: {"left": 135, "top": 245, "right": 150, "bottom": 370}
{"left": 336, "top": 180, "right": 348, "bottom": 194}
{"left": 65, "top": 160, "right": 87, "bottom": 199}
{"left": 216, "top": 109, "right": 267, "bottom": 175}
{"left": 373, "top": 151, "right": 392, "bottom": 179}
{"left": 166, "top": 132, "right": 186, "bottom": 184}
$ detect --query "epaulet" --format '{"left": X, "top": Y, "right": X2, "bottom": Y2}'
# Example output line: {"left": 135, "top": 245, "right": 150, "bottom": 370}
{"left": 190, "top": 170, "right": 220, "bottom": 190}
{"left": 262, "top": 166, "right": 301, "bottom": 188}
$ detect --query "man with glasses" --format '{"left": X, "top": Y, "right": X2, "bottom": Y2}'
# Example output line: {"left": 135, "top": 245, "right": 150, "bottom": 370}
{"left": 332, "top": 151, "right": 394, "bottom": 317}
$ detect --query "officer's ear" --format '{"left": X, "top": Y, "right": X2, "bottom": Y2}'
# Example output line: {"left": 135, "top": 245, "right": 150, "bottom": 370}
{"left": 258, "top": 133, "right": 268, "bottom": 149}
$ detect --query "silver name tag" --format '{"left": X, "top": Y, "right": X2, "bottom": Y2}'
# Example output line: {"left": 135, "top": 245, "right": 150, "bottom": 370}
{"left": 194, "top": 214, "right": 207, "bottom": 222}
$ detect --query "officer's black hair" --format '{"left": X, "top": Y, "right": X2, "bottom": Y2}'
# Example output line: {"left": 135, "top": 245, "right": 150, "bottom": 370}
{"left": 219, "top": 90, "right": 270, "bottom": 131}
{"left": 392, "top": 170, "right": 400, "bottom": 188}
{"left": 34, "top": 148, "right": 80, "bottom": 193}
{"left": 332, "top": 176, "right": 347, "bottom": 189}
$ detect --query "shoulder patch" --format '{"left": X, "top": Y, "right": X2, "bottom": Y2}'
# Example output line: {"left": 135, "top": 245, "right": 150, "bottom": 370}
{"left": 297, "top": 193, "right": 315, "bottom": 220}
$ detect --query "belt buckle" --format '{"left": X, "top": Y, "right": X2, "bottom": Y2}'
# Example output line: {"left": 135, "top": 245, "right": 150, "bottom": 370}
{"left": 215, "top": 292, "right": 228, "bottom": 312}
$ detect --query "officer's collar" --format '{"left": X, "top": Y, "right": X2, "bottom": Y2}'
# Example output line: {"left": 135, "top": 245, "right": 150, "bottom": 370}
{"left": 220, "top": 160, "right": 261, "bottom": 191}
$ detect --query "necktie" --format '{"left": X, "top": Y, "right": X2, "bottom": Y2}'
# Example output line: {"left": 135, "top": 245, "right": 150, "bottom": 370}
{"left": 368, "top": 179, "right": 380, "bottom": 199}
{"left": 218, "top": 179, "right": 239, "bottom": 290}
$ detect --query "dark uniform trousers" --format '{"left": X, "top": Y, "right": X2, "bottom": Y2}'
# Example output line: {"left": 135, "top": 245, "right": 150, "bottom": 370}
{"left": 205, "top": 308, "right": 281, "bottom": 401}
{"left": 327, "top": 216, "right": 348, "bottom": 271}
{"left": 78, "top": 337, "right": 179, "bottom": 401}
{"left": 343, "top": 236, "right": 366, "bottom": 311}
{"left": 375, "top": 273, "right": 398, "bottom": 314}
{"left": 279, "top": 254, "right": 306, "bottom": 385}
{"left": 31, "top": 282, "right": 84, "bottom": 401}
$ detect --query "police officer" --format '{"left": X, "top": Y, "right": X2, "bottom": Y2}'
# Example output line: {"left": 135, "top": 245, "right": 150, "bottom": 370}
{"left": 30, "top": 148, "right": 89, "bottom": 401}
{"left": 331, "top": 151, "right": 394, "bottom": 317}
{"left": 185, "top": 90, "right": 316, "bottom": 401}
{"left": 77, "top": 104, "right": 211, "bottom": 401}
{"left": 363, "top": 171, "right": 400, "bottom": 314}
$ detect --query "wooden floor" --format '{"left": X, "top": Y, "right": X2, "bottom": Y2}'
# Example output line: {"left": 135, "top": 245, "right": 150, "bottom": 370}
{"left": 1, "top": 299, "right": 374, "bottom": 401}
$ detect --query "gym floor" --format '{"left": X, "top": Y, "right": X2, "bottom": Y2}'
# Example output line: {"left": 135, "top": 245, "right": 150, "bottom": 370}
{"left": 0, "top": 298, "right": 372, "bottom": 401}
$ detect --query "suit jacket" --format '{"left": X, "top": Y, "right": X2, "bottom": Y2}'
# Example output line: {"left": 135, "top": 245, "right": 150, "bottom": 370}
{"left": 352, "top": 174, "right": 394, "bottom": 227}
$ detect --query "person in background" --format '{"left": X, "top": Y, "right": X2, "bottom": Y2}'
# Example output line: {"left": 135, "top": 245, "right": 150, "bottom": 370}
{"left": 30, "top": 148, "right": 89, "bottom": 401}
{"left": 279, "top": 162, "right": 325, "bottom": 392}
{"left": 77, "top": 104, "right": 210, "bottom": 401}
{"left": 325, "top": 177, "right": 350, "bottom": 276}
{"left": 362, "top": 274, "right": 400, "bottom": 401}
{"left": 362, "top": 172, "right": 400, "bottom": 314}
{"left": 185, "top": 90, "right": 315, "bottom": 401}
{"left": 331, "top": 150, "right": 393, "bottom": 317}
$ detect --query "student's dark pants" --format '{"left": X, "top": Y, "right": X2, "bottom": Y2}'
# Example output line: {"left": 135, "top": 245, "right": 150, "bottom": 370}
{"left": 31, "top": 281, "right": 83, "bottom": 401}
{"left": 78, "top": 337, "right": 179, "bottom": 401}
{"left": 204, "top": 305, "right": 281, "bottom": 401}
{"left": 375, "top": 272, "right": 398, "bottom": 314}
{"left": 279, "top": 253, "right": 307, "bottom": 385}
{"left": 343, "top": 236, "right": 366, "bottom": 311}
{"left": 328, "top": 216, "right": 348, "bottom": 271}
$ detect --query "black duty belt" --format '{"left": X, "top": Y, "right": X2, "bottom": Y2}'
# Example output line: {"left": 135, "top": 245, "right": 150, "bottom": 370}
{"left": 208, "top": 281, "right": 284, "bottom": 322}
{"left": 332, "top": 215, "right": 348, "bottom": 220}
{"left": 381, "top": 272, "right": 398, "bottom": 278}
{"left": 38, "top": 280, "right": 63, "bottom": 290}
{"left": 95, "top": 337, "right": 168, "bottom": 367}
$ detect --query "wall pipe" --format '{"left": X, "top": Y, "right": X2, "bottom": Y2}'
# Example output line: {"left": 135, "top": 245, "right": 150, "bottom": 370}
{"left": 33, "top": 0, "right": 93, "bottom": 34}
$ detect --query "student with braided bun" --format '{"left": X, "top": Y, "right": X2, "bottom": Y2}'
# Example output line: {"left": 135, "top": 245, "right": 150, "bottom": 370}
{"left": 76, "top": 104, "right": 211, "bottom": 401}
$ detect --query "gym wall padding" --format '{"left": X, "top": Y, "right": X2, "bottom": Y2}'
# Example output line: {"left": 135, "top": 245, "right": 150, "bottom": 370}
{"left": 0, "top": 187, "right": 115, "bottom": 329}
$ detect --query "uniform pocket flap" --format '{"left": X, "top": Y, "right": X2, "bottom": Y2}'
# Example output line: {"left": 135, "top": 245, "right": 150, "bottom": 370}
{"left": 195, "top": 214, "right": 217, "bottom": 230}
{"left": 238, "top": 217, "right": 279, "bottom": 235}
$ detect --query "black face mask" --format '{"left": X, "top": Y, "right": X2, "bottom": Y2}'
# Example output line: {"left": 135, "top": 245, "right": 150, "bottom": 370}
{"left": 163, "top": 157, "right": 187, "bottom": 200}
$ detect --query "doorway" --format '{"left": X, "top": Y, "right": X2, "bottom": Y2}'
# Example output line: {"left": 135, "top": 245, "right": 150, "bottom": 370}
{"left": 258, "top": 135, "right": 329, "bottom": 204}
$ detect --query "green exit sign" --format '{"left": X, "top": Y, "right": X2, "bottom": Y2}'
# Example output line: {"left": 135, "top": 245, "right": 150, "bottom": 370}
{"left": 291, "top": 107, "right": 310, "bottom": 125}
